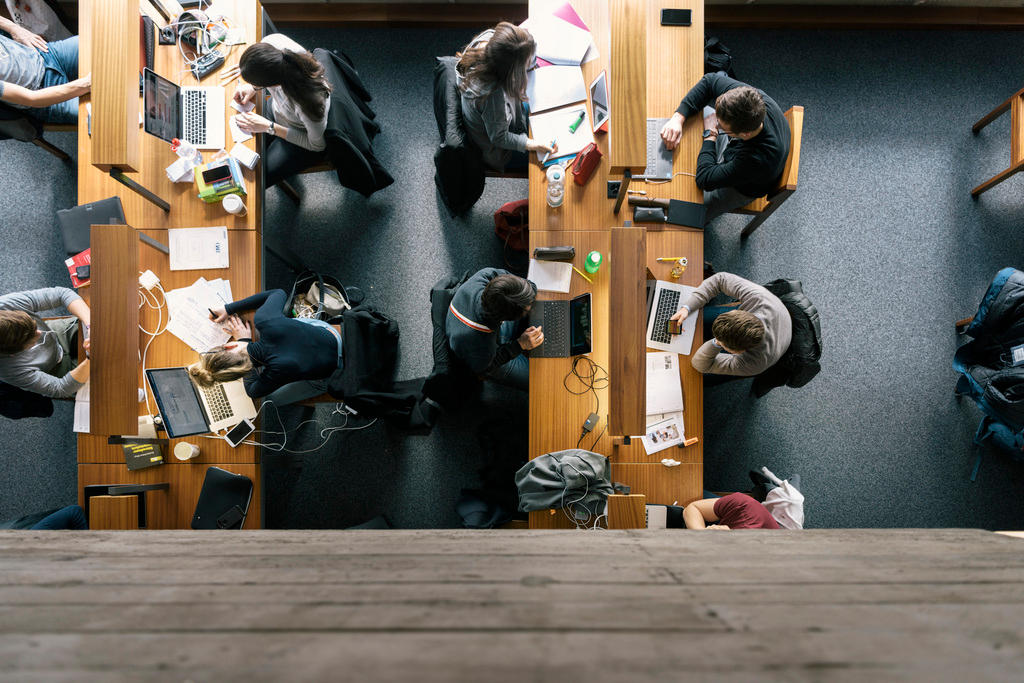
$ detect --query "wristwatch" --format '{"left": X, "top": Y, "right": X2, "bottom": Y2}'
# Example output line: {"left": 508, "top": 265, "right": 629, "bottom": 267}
{"left": 268, "top": 122, "right": 276, "bottom": 136}
{"left": 702, "top": 128, "right": 716, "bottom": 139}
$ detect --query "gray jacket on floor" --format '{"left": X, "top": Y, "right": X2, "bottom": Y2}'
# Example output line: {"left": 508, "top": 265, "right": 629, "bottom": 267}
{"left": 0, "top": 287, "right": 83, "bottom": 398}
{"left": 681, "top": 272, "right": 792, "bottom": 377}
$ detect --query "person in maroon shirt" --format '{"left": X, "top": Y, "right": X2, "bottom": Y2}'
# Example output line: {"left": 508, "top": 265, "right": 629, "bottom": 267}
{"left": 683, "top": 492, "right": 780, "bottom": 529}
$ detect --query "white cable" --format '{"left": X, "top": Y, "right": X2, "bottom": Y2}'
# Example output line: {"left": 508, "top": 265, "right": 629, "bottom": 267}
{"left": 138, "top": 282, "right": 169, "bottom": 416}
{"left": 642, "top": 171, "right": 696, "bottom": 184}
{"left": 240, "top": 399, "right": 378, "bottom": 454}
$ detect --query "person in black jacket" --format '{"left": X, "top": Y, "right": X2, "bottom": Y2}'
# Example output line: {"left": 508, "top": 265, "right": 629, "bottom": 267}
{"left": 660, "top": 73, "right": 790, "bottom": 221}
{"left": 446, "top": 269, "right": 542, "bottom": 390}
{"left": 192, "top": 289, "right": 343, "bottom": 406}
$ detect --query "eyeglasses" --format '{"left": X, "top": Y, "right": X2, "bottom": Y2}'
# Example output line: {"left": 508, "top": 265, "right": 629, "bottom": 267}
{"left": 527, "top": 56, "right": 539, "bottom": 72}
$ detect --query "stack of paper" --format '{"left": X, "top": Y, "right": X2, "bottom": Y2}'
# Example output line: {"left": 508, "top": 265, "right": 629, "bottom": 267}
{"left": 522, "top": 3, "right": 598, "bottom": 66}
{"left": 73, "top": 381, "right": 90, "bottom": 433}
{"left": 527, "top": 258, "right": 572, "bottom": 293}
{"left": 165, "top": 277, "right": 234, "bottom": 353}
{"left": 527, "top": 65, "right": 587, "bottom": 114}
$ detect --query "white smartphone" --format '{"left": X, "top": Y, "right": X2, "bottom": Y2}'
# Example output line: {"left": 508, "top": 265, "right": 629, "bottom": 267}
{"left": 224, "top": 418, "right": 256, "bottom": 447}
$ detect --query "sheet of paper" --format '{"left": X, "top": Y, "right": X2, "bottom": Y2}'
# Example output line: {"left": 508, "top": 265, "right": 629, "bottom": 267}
{"left": 73, "top": 381, "right": 89, "bottom": 433}
{"left": 168, "top": 227, "right": 229, "bottom": 271}
{"left": 229, "top": 115, "right": 253, "bottom": 142}
{"left": 641, "top": 412, "right": 685, "bottom": 454}
{"left": 646, "top": 352, "right": 684, "bottom": 415}
{"left": 527, "top": 259, "right": 572, "bottom": 293}
{"left": 165, "top": 278, "right": 233, "bottom": 353}
{"left": 527, "top": 65, "right": 587, "bottom": 114}
{"left": 529, "top": 103, "right": 595, "bottom": 164}
{"left": 166, "top": 156, "right": 195, "bottom": 183}
{"left": 521, "top": 14, "right": 592, "bottom": 66}
{"left": 230, "top": 142, "right": 259, "bottom": 169}
{"left": 230, "top": 98, "right": 256, "bottom": 114}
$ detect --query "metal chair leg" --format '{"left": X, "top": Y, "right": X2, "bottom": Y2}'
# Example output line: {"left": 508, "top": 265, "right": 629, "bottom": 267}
{"left": 278, "top": 178, "right": 300, "bottom": 203}
{"left": 31, "top": 135, "right": 71, "bottom": 161}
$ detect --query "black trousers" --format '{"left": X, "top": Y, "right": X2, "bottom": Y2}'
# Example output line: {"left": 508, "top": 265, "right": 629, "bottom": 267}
{"left": 264, "top": 136, "right": 328, "bottom": 188}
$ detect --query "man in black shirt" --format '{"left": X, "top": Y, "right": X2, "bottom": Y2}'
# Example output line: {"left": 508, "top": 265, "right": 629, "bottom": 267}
{"left": 661, "top": 73, "right": 790, "bottom": 222}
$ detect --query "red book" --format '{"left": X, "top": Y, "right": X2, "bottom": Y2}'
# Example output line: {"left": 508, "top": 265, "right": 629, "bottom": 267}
{"left": 65, "top": 248, "right": 91, "bottom": 288}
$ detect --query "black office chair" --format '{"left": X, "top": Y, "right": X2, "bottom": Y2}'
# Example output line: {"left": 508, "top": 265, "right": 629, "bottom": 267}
{"left": 422, "top": 271, "right": 482, "bottom": 409}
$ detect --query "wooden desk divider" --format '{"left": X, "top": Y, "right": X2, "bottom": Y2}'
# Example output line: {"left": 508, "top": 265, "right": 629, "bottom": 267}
{"left": 89, "top": 495, "right": 140, "bottom": 530}
{"left": 609, "top": 226, "right": 647, "bottom": 438}
{"left": 89, "top": 0, "right": 169, "bottom": 211}
{"left": 90, "top": 224, "right": 140, "bottom": 436}
{"left": 607, "top": 494, "right": 647, "bottom": 529}
{"left": 609, "top": 0, "right": 647, "bottom": 173}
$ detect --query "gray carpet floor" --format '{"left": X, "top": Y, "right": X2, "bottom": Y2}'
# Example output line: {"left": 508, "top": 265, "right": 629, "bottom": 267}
{"left": 2, "top": 26, "right": 1023, "bottom": 529}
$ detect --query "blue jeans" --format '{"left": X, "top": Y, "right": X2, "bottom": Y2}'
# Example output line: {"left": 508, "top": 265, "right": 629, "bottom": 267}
{"left": 31, "top": 505, "right": 88, "bottom": 530}
{"left": 38, "top": 35, "right": 79, "bottom": 123}
{"left": 484, "top": 320, "right": 529, "bottom": 391}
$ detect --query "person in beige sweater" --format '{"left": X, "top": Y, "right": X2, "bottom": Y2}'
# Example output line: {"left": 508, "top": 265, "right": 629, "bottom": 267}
{"left": 670, "top": 272, "right": 791, "bottom": 378}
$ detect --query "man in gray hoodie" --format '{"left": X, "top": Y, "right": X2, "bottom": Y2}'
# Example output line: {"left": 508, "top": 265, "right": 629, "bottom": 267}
{"left": 670, "top": 272, "right": 791, "bottom": 380}
{"left": 0, "top": 287, "right": 90, "bottom": 398}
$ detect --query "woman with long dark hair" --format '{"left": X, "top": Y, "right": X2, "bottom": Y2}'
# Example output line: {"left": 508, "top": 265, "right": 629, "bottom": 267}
{"left": 456, "top": 22, "right": 554, "bottom": 171}
{"left": 232, "top": 34, "right": 331, "bottom": 187}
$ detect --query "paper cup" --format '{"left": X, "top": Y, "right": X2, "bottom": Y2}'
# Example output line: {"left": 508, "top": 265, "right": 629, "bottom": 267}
{"left": 174, "top": 442, "right": 201, "bottom": 461}
{"left": 222, "top": 194, "right": 247, "bottom": 216}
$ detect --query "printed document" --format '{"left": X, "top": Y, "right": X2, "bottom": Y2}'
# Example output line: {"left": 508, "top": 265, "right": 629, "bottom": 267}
{"left": 641, "top": 412, "right": 685, "bottom": 454}
{"left": 165, "top": 277, "right": 233, "bottom": 352}
{"left": 168, "top": 227, "right": 229, "bottom": 271}
{"left": 73, "top": 381, "right": 90, "bottom": 433}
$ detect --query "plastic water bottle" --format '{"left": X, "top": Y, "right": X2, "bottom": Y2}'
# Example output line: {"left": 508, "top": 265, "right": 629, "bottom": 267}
{"left": 171, "top": 138, "right": 202, "bottom": 166}
{"left": 546, "top": 164, "right": 565, "bottom": 208}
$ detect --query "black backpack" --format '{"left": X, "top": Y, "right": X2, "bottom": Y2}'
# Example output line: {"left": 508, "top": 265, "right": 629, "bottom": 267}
{"left": 752, "top": 279, "right": 822, "bottom": 398}
{"left": 704, "top": 37, "right": 737, "bottom": 78}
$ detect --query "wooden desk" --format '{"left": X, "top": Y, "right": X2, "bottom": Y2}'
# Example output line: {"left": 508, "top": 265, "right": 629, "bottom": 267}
{"left": 76, "top": 1, "right": 266, "bottom": 529}
{"left": 527, "top": 0, "right": 704, "bottom": 528}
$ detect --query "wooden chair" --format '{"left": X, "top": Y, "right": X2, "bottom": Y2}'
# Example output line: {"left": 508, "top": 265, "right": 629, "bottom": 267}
{"left": 729, "top": 105, "right": 804, "bottom": 240}
{"left": 971, "top": 87, "right": 1024, "bottom": 198}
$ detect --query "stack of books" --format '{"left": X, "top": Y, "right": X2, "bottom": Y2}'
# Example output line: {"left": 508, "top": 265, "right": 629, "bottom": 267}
{"left": 195, "top": 157, "right": 246, "bottom": 204}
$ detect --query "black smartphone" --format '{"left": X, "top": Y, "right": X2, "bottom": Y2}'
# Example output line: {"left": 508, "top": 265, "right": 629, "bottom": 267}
{"left": 667, "top": 319, "right": 682, "bottom": 335}
{"left": 661, "top": 9, "right": 692, "bottom": 26}
{"left": 75, "top": 265, "right": 91, "bottom": 280}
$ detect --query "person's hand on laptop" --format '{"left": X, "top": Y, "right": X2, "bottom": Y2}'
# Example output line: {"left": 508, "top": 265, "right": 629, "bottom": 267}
{"left": 670, "top": 307, "right": 689, "bottom": 324}
{"left": 223, "top": 315, "right": 251, "bottom": 340}
{"left": 660, "top": 113, "right": 684, "bottom": 150}
{"left": 233, "top": 83, "right": 257, "bottom": 107}
{"left": 235, "top": 112, "right": 271, "bottom": 134}
{"left": 518, "top": 325, "right": 544, "bottom": 350}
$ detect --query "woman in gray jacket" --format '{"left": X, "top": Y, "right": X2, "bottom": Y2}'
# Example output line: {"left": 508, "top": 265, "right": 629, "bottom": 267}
{"left": 456, "top": 22, "right": 555, "bottom": 171}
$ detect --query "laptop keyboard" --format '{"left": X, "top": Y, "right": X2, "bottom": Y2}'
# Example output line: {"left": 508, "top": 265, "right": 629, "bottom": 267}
{"left": 200, "top": 382, "right": 234, "bottom": 423}
{"left": 650, "top": 289, "right": 681, "bottom": 345}
{"left": 542, "top": 312, "right": 567, "bottom": 354}
{"left": 183, "top": 90, "right": 207, "bottom": 145}
{"left": 644, "top": 118, "right": 671, "bottom": 178}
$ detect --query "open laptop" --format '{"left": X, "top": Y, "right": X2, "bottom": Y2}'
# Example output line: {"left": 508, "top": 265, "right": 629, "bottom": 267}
{"left": 529, "top": 293, "right": 592, "bottom": 358}
{"left": 646, "top": 278, "right": 698, "bottom": 355}
{"left": 145, "top": 367, "right": 257, "bottom": 438}
{"left": 642, "top": 118, "right": 674, "bottom": 180}
{"left": 143, "top": 67, "right": 225, "bottom": 150}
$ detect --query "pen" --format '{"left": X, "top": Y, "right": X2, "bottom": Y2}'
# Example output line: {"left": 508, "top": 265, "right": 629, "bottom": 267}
{"left": 568, "top": 110, "right": 585, "bottom": 133}
{"left": 541, "top": 139, "right": 557, "bottom": 164}
{"left": 208, "top": 308, "right": 218, "bottom": 319}
{"left": 572, "top": 266, "right": 593, "bottom": 283}
{"left": 656, "top": 257, "right": 685, "bottom": 262}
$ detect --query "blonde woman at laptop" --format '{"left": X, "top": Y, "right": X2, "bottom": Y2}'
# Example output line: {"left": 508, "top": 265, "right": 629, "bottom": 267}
{"left": 190, "top": 289, "right": 342, "bottom": 406}
{"left": 231, "top": 33, "right": 330, "bottom": 188}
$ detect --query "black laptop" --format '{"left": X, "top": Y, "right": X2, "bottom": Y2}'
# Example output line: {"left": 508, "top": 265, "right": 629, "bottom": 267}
{"left": 528, "top": 293, "right": 593, "bottom": 358}
{"left": 55, "top": 196, "right": 126, "bottom": 255}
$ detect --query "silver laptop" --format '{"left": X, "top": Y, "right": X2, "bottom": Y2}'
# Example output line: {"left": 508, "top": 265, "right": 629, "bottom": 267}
{"left": 645, "top": 279, "right": 698, "bottom": 355}
{"left": 146, "top": 367, "right": 257, "bottom": 438}
{"left": 641, "top": 118, "right": 674, "bottom": 180}
{"left": 143, "top": 68, "right": 226, "bottom": 150}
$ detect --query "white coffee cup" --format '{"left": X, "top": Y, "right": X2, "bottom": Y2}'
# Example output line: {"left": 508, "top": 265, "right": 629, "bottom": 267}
{"left": 174, "top": 442, "right": 201, "bottom": 461}
{"left": 222, "top": 194, "right": 247, "bottom": 216}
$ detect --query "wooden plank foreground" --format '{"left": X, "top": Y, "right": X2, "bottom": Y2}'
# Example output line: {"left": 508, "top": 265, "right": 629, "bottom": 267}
{"left": 1, "top": 529, "right": 1024, "bottom": 681}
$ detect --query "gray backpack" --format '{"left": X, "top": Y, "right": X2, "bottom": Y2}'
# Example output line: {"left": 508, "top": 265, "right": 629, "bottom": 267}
{"left": 515, "top": 450, "right": 613, "bottom": 518}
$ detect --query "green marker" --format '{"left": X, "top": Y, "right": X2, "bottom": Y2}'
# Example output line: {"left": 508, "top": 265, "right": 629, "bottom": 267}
{"left": 568, "top": 110, "right": 586, "bottom": 133}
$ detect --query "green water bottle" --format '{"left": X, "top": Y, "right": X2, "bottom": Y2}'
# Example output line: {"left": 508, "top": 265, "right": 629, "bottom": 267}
{"left": 584, "top": 250, "right": 602, "bottom": 274}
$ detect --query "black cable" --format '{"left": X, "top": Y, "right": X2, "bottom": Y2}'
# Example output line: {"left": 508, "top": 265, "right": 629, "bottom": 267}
{"left": 564, "top": 356, "right": 608, "bottom": 450}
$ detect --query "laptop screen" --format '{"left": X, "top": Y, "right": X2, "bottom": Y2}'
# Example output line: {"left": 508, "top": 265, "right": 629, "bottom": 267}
{"left": 143, "top": 68, "right": 179, "bottom": 144}
{"left": 569, "top": 293, "right": 592, "bottom": 356}
{"left": 146, "top": 367, "right": 208, "bottom": 438}
{"left": 590, "top": 71, "right": 609, "bottom": 132}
